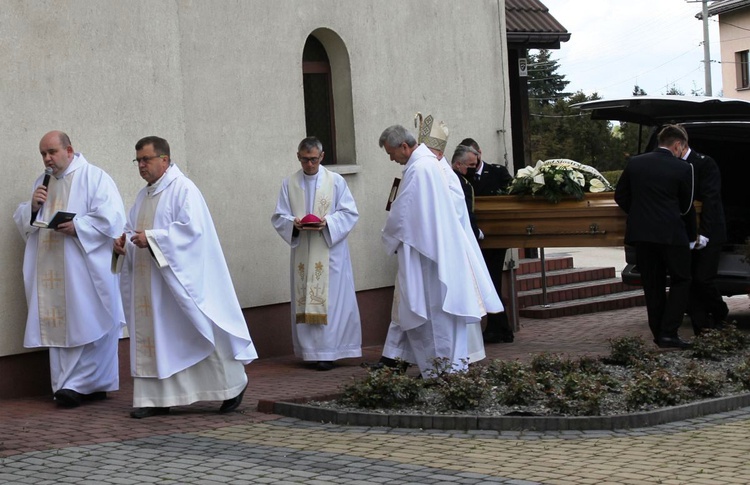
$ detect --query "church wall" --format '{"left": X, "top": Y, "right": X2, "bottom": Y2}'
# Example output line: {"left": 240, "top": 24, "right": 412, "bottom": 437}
{"left": 0, "top": 1, "right": 511, "bottom": 374}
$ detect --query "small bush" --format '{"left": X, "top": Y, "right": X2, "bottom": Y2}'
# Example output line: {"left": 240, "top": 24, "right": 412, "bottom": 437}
{"left": 728, "top": 356, "right": 750, "bottom": 390}
{"left": 546, "top": 371, "right": 607, "bottom": 416}
{"left": 530, "top": 353, "right": 576, "bottom": 375}
{"left": 692, "top": 325, "right": 749, "bottom": 360}
{"left": 485, "top": 359, "right": 525, "bottom": 386}
{"left": 339, "top": 367, "right": 423, "bottom": 409}
{"left": 625, "top": 367, "right": 685, "bottom": 410}
{"left": 606, "top": 336, "right": 650, "bottom": 367}
{"left": 498, "top": 373, "right": 543, "bottom": 406}
{"left": 431, "top": 365, "right": 488, "bottom": 411}
{"left": 683, "top": 362, "right": 722, "bottom": 398}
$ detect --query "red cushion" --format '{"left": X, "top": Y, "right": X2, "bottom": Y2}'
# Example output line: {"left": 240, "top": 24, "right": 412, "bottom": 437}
{"left": 300, "top": 214, "right": 322, "bottom": 224}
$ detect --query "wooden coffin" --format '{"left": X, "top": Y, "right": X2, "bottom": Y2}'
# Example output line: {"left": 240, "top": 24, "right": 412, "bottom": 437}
{"left": 474, "top": 192, "right": 627, "bottom": 249}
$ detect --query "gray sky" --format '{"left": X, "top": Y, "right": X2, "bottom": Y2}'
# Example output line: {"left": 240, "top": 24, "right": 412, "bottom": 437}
{"left": 540, "top": 0, "right": 723, "bottom": 99}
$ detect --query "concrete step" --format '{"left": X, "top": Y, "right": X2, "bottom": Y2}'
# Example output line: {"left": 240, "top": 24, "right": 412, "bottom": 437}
{"left": 518, "top": 290, "right": 646, "bottom": 319}
{"left": 516, "top": 256, "right": 574, "bottom": 275}
{"left": 516, "top": 267, "right": 616, "bottom": 292}
{"left": 517, "top": 277, "right": 642, "bottom": 308}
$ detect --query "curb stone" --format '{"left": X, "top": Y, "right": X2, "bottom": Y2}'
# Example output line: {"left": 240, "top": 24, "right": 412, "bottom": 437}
{"left": 261, "top": 392, "right": 750, "bottom": 431}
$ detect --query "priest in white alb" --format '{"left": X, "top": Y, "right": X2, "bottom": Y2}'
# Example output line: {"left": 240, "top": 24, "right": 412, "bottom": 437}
{"left": 114, "top": 136, "right": 257, "bottom": 419}
{"left": 13, "top": 131, "right": 126, "bottom": 408}
{"left": 272, "top": 136, "right": 362, "bottom": 371}
{"left": 378, "top": 124, "right": 503, "bottom": 378}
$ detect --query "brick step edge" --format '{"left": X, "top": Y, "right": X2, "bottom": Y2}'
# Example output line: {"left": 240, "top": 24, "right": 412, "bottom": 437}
{"left": 519, "top": 291, "right": 646, "bottom": 319}
{"left": 517, "top": 267, "right": 617, "bottom": 291}
{"left": 260, "top": 392, "right": 750, "bottom": 431}
{"left": 517, "top": 278, "right": 641, "bottom": 307}
{"left": 516, "top": 256, "right": 574, "bottom": 275}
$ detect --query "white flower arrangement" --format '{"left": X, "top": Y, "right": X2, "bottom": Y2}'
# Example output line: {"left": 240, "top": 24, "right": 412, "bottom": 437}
{"left": 508, "top": 159, "right": 613, "bottom": 203}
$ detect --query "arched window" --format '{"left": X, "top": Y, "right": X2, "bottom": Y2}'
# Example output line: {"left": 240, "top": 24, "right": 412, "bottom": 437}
{"left": 302, "top": 30, "right": 355, "bottom": 167}
{"left": 302, "top": 36, "right": 336, "bottom": 164}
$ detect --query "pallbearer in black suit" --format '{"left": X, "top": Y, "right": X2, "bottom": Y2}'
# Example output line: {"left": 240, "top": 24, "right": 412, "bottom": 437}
{"left": 450, "top": 145, "right": 481, "bottom": 240}
{"left": 680, "top": 139, "right": 729, "bottom": 334}
{"left": 460, "top": 137, "right": 515, "bottom": 343}
{"left": 615, "top": 125, "right": 696, "bottom": 349}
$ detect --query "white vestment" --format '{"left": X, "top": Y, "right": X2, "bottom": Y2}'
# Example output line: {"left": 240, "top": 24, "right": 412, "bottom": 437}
{"left": 118, "top": 164, "right": 257, "bottom": 407}
{"left": 382, "top": 144, "right": 502, "bottom": 377}
{"left": 13, "top": 153, "right": 126, "bottom": 394}
{"left": 272, "top": 166, "right": 362, "bottom": 361}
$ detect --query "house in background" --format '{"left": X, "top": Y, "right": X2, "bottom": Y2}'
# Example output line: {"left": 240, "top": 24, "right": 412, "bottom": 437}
{"left": 706, "top": 0, "right": 750, "bottom": 99}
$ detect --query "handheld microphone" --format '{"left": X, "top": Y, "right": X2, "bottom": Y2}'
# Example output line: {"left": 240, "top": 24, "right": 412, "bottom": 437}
{"left": 42, "top": 167, "right": 53, "bottom": 188}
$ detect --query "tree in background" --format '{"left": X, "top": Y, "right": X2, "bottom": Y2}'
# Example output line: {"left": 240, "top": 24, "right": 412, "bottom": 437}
{"left": 527, "top": 52, "right": 699, "bottom": 172}
{"left": 528, "top": 49, "right": 571, "bottom": 108}
{"left": 528, "top": 50, "right": 624, "bottom": 171}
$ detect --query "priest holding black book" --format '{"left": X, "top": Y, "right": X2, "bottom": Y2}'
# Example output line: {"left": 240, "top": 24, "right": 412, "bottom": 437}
{"left": 13, "top": 131, "right": 127, "bottom": 408}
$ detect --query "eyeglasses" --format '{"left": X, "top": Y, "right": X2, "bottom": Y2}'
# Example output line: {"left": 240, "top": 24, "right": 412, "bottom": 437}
{"left": 298, "top": 155, "right": 321, "bottom": 164}
{"left": 132, "top": 155, "right": 166, "bottom": 166}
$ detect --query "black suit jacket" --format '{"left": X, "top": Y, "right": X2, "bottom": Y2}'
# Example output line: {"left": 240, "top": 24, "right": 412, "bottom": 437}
{"left": 615, "top": 148, "right": 696, "bottom": 246}
{"left": 471, "top": 161, "right": 513, "bottom": 196}
{"left": 687, "top": 150, "right": 727, "bottom": 246}
{"left": 454, "top": 170, "right": 480, "bottom": 239}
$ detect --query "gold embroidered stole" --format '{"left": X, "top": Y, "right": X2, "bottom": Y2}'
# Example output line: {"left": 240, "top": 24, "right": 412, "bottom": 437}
{"left": 289, "top": 169, "right": 333, "bottom": 325}
{"left": 132, "top": 189, "right": 162, "bottom": 376}
{"left": 36, "top": 174, "right": 73, "bottom": 346}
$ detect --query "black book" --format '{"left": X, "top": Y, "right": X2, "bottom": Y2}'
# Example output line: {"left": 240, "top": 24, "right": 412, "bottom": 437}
{"left": 33, "top": 211, "right": 76, "bottom": 229}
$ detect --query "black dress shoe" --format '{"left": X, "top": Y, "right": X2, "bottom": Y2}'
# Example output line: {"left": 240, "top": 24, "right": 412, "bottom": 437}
{"left": 656, "top": 336, "right": 691, "bottom": 349}
{"left": 83, "top": 391, "right": 107, "bottom": 401}
{"left": 316, "top": 361, "right": 335, "bottom": 371}
{"left": 130, "top": 407, "right": 170, "bottom": 419}
{"left": 54, "top": 389, "right": 82, "bottom": 408}
{"left": 220, "top": 386, "right": 247, "bottom": 414}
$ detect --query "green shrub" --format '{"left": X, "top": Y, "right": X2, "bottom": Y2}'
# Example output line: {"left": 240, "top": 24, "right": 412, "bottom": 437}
{"left": 339, "top": 367, "right": 423, "bottom": 409}
{"left": 606, "top": 336, "right": 650, "bottom": 367}
{"left": 498, "top": 373, "right": 543, "bottom": 406}
{"left": 692, "top": 325, "right": 749, "bottom": 360}
{"left": 728, "top": 356, "right": 750, "bottom": 390}
{"left": 530, "top": 353, "right": 576, "bottom": 375}
{"left": 546, "top": 371, "right": 607, "bottom": 416}
{"left": 485, "top": 359, "right": 525, "bottom": 386}
{"left": 431, "top": 365, "right": 488, "bottom": 411}
{"left": 683, "top": 362, "right": 722, "bottom": 398}
{"left": 625, "top": 367, "right": 685, "bottom": 410}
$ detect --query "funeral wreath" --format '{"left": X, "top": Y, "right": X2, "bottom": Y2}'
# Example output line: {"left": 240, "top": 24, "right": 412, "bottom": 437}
{"left": 508, "top": 159, "right": 613, "bottom": 204}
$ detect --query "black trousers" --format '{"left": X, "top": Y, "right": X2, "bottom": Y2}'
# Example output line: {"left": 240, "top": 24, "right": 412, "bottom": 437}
{"left": 635, "top": 242, "right": 692, "bottom": 340}
{"left": 481, "top": 247, "right": 513, "bottom": 337}
{"left": 687, "top": 243, "right": 728, "bottom": 333}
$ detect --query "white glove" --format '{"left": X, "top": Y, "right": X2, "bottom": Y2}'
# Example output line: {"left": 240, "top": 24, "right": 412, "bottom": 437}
{"left": 694, "top": 235, "right": 709, "bottom": 250}
{"left": 478, "top": 229, "right": 485, "bottom": 240}
{"left": 689, "top": 241, "right": 696, "bottom": 250}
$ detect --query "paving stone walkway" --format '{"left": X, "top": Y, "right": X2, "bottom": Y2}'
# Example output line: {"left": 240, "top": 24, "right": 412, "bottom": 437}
{"left": 2, "top": 298, "right": 750, "bottom": 484}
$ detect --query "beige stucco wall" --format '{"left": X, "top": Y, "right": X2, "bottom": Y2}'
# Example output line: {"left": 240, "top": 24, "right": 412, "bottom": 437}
{"left": 0, "top": 0, "right": 512, "bottom": 357}
{"left": 719, "top": 9, "right": 750, "bottom": 100}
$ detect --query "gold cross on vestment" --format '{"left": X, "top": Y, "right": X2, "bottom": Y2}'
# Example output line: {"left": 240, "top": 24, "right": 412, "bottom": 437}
{"left": 136, "top": 296, "right": 152, "bottom": 318}
{"left": 41, "top": 270, "right": 64, "bottom": 290}
{"left": 135, "top": 259, "right": 150, "bottom": 276}
{"left": 41, "top": 233, "right": 61, "bottom": 251}
{"left": 138, "top": 336, "right": 156, "bottom": 357}
{"left": 42, "top": 307, "right": 65, "bottom": 328}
